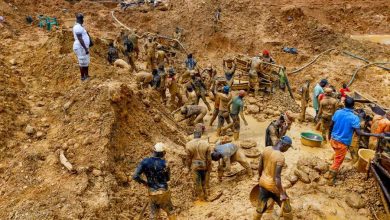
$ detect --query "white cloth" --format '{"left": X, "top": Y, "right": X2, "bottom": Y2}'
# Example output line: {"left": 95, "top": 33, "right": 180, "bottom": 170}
{"left": 74, "top": 47, "right": 90, "bottom": 67}
{"left": 72, "top": 23, "right": 90, "bottom": 50}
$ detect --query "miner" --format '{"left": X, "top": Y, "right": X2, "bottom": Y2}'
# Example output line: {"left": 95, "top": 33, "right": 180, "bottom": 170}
{"left": 223, "top": 59, "right": 236, "bottom": 87}
{"left": 178, "top": 105, "right": 207, "bottom": 125}
{"left": 325, "top": 97, "right": 383, "bottom": 185}
{"left": 185, "top": 124, "right": 211, "bottom": 201}
{"left": 211, "top": 136, "right": 253, "bottom": 181}
{"left": 222, "top": 90, "right": 248, "bottom": 140}
{"left": 299, "top": 75, "right": 311, "bottom": 122}
{"left": 133, "top": 143, "right": 177, "bottom": 220}
{"left": 318, "top": 88, "right": 337, "bottom": 141}
{"left": 253, "top": 136, "right": 293, "bottom": 220}
{"left": 216, "top": 86, "right": 232, "bottom": 136}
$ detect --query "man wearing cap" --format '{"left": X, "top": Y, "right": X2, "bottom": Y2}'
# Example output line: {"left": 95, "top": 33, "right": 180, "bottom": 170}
{"left": 325, "top": 97, "right": 384, "bottom": 185}
{"left": 318, "top": 88, "right": 338, "bottom": 141}
{"left": 211, "top": 138, "right": 253, "bottom": 181}
{"left": 133, "top": 143, "right": 177, "bottom": 220}
{"left": 253, "top": 136, "right": 293, "bottom": 220}
{"left": 73, "top": 13, "right": 92, "bottom": 81}
{"left": 222, "top": 90, "right": 248, "bottom": 140}
{"left": 299, "top": 75, "right": 312, "bottom": 122}
{"left": 313, "top": 79, "right": 328, "bottom": 121}
{"left": 216, "top": 86, "right": 232, "bottom": 136}
{"left": 185, "top": 124, "right": 211, "bottom": 201}
{"left": 178, "top": 105, "right": 207, "bottom": 125}
{"left": 261, "top": 50, "right": 275, "bottom": 64}
{"left": 223, "top": 59, "right": 236, "bottom": 87}
{"left": 265, "top": 114, "right": 290, "bottom": 147}
{"left": 166, "top": 68, "right": 182, "bottom": 108}
{"left": 144, "top": 36, "right": 157, "bottom": 71}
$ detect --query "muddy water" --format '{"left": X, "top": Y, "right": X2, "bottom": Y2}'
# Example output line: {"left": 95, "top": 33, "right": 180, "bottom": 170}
{"left": 350, "top": 35, "right": 390, "bottom": 45}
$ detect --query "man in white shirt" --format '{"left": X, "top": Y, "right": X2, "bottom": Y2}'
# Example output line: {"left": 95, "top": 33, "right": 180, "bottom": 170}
{"left": 73, "top": 13, "right": 91, "bottom": 81}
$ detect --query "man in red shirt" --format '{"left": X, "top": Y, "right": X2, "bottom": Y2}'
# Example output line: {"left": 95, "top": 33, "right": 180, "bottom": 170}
{"left": 339, "top": 83, "right": 350, "bottom": 100}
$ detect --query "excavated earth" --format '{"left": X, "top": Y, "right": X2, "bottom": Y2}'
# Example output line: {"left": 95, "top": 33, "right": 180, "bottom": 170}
{"left": 0, "top": 0, "right": 389, "bottom": 219}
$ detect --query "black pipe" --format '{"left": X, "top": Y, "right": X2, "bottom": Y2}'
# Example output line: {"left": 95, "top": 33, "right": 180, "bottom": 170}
{"left": 371, "top": 164, "right": 390, "bottom": 204}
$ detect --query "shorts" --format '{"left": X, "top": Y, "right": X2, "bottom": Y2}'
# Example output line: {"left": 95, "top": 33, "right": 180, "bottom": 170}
{"left": 149, "top": 189, "right": 174, "bottom": 217}
{"left": 230, "top": 113, "right": 240, "bottom": 132}
{"left": 218, "top": 110, "right": 229, "bottom": 128}
{"left": 256, "top": 186, "right": 291, "bottom": 215}
{"left": 74, "top": 47, "right": 90, "bottom": 67}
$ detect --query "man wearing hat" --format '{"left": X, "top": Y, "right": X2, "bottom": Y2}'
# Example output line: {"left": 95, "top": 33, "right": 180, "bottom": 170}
{"left": 299, "top": 75, "right": 312, "bottom": 122}
{"left": 133, "top": 143, "right": 177, "bottom": 220}
{"left": 222, "top": 90, "right": 249, "bottom": 140}
{"left": 211, "top": 137, "right": 253, "bottom": 181}
{"left": 253, "top": 136, "right": 293, "bottom": 220}
{"left": 313, "top": 79, "right": 328, "bottom": 121}
{"left": 185, "top": 124, "right": 211, "bottom": 201}
{"left": 216, "top": 86, "right": 232, "bottom": 136}
{"left": 318, "top": 87, "right": 337, "bottom": 141}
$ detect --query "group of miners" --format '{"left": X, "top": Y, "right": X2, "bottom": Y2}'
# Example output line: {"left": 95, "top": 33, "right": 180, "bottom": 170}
{"left": 72, "top": 14, "right": 389, "bottom": 220}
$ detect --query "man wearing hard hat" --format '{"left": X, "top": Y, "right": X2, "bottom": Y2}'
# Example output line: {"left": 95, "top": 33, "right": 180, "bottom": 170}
{"left": 133, "top": 143, "right": 176, "bottom": 220}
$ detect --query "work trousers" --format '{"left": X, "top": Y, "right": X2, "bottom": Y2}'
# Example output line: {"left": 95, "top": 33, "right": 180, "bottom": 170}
{"left": 330, "top": 139, "right": 348, "bottom": 171}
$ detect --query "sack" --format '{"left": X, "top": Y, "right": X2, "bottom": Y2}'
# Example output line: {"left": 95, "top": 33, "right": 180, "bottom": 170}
{"left": 124, "top": 38, "right": 134, "bottom": 53}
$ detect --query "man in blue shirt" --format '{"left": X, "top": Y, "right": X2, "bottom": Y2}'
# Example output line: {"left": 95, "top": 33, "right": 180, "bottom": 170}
{"left": 133, "top": 143, "right": 176, "bottom": 220}
{"left": 184, "top": 53, "right": 197, "bottom": 71}
{"left": 325, "top": 97, "right": 383, "bottom": 185}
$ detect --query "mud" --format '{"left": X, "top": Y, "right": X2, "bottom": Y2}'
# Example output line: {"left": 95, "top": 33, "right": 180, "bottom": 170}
{"left": 0, "top": 0, "right": 389, "bottom": 219}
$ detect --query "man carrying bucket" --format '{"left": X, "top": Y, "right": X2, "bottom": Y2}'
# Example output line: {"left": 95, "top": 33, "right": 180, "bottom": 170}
{"left": 325, "top": 97, "right": 384, "bottom": 186}
{"left": 252, "top": 136, "right": 293, "bottom": 220}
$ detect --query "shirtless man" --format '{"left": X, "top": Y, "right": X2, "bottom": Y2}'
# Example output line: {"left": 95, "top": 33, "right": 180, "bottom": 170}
{"left": 166, "top": 68, "right": 183, "bottom": 108}
{"left": 249, "top": 55, "right": 261, "bottom": 95}
{"left": 216, "top": 86, "right": 232, "bottom": 136}
{"left": 144, "top": 36, "right": 158, "bottom": 71}
{"left": 191, "top": 70, "right": 212, "bottom": 111}
{"left": 318, "top": 88, "right": 338, "bottom": 141}
{"left": 156, "top": 45, "right": 169, "bottom": 68}
{"left": 223, "top": 59, "right": 236, "bottom": 87}
{"left": 253, "top": 136, "right": 293, "bottom": 220}
{"left": 178, "top": 105, "right": 207, "bottom": 125}
{"left": 185, "top": 124, "right": 211, "bottom": 201}
{"left": 185, "top": 85, "right": 198, "bottom": 105}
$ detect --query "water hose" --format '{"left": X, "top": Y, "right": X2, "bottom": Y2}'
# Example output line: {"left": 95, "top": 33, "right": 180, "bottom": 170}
{"left": 110, "top": 10, "right": 188, "bottom": 54}
{"left": 347, "top": 62, "right": 390, "bottom": 87}
{"left": 288, "top": 48, "right": 336, "bottom": 74}
{"left": 343, "top": 51, "right": 390, "bottom": 71}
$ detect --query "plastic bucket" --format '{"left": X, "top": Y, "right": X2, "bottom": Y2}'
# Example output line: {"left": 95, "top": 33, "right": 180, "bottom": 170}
{"left": 357, "top": 149, "right": 375, "bottom": 172}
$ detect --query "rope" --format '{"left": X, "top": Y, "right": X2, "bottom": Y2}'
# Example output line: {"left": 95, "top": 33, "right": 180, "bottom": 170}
{"left": 347, "top": 62, "right": 390, "bottom": 87}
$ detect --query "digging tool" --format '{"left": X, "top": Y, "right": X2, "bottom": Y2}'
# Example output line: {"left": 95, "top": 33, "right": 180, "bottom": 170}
{"left": 137, "top": 201, "right": 149, "bottom": 220}
{"left": 282, "top": 69, "right": 294, "bottom": 100}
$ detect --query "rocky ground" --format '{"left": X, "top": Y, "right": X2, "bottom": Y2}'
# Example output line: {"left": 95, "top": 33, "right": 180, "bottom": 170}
{"left": 0, "top": 0, "right": 389, "bottom": 219}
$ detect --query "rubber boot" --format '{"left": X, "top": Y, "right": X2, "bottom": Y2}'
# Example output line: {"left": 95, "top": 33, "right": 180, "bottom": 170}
{"left": 233, "top": 132, "right": 239, "bottom": 141}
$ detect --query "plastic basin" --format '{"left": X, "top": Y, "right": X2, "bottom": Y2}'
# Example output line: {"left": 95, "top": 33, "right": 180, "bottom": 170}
{"left": 300, "top": 132, "right": 323, "bottom": 147}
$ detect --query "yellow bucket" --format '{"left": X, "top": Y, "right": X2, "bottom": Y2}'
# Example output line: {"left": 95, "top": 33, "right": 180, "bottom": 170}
{"left": 356, "top": 149, "right": 375, "bottom": 172}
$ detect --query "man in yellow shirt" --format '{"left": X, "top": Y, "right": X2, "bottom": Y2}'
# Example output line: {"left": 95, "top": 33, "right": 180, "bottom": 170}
{"left": 253, "top": 136, "right": 293, "bottom": 220}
